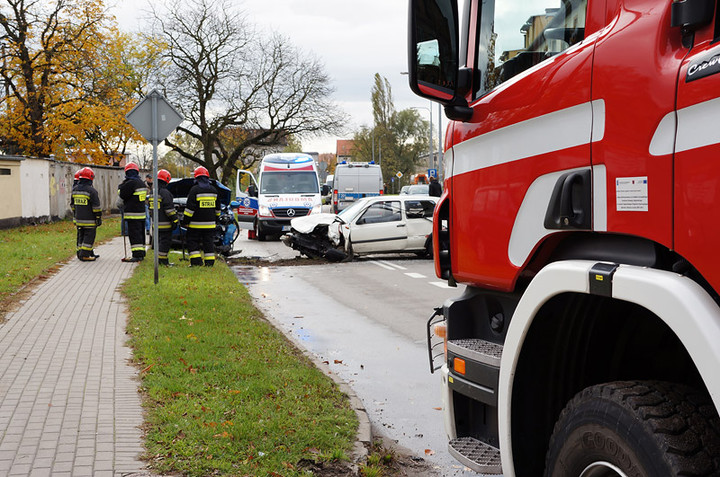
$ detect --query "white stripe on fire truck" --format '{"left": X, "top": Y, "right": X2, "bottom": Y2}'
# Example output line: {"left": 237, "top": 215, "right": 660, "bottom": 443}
{"left": 650, "top": 96, "right": 720, "bottom": 156}
{"left": 451, "top": 100, "right": 605, "bottom": 178}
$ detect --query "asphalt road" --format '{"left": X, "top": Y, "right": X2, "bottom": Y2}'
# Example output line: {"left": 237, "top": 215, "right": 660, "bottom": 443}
{"left": 229, "top": 231, "right": 478, "bottom": 476}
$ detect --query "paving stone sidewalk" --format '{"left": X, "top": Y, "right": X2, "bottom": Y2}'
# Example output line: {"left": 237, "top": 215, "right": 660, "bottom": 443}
{"left": 0, "top": 237, "right": 149, "bottom": 476}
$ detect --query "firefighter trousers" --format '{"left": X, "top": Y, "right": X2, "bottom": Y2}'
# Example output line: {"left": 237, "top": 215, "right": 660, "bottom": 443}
{"left": 126, "top": 219, "right": 146, "bottom": 259}
{"left": 76, "top": 226, "right": 97, "bottom": 260}
{"left": 158, "top": 229, "right": 173, "bottom": 265}
{"left": 186, "top": 228, "right": 215, "bottom": 267}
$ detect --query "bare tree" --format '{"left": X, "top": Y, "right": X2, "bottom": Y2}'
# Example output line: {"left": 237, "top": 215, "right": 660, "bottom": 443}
{"left": 150, "top": 0, "right": 346, "bottom": 184}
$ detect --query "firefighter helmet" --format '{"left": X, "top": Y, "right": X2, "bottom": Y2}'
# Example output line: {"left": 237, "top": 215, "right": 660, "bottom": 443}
{"left": 78, "top": 167, "right": 95, "bottom": 181}
{"left": 193, "top": 166, "right": 209, "bottom": 178}
{"left": 74, "top": 170, "right": 81, "bottom": 180}
{"left": 157, "top": 169, "right": 171, "bottom": 184}
{"left": 124, "top": 162, "right": 139, "bottom": 172}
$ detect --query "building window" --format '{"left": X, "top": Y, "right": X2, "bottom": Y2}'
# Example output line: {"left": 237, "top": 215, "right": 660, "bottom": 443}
{"left": 0, "top": 168, "right": 11, "bottom": 176}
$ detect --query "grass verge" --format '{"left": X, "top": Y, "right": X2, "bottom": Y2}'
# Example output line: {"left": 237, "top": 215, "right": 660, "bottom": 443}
{"left": 0, "top": 217, "right": 120, "bottom": 305}
{"left": 121, "top": 257, "right": 358, "bottom": 476}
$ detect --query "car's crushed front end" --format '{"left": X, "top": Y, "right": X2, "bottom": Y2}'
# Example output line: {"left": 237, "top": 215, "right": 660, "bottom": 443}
{"left": 280, "top": 213, "right": 347, "bottom": 261}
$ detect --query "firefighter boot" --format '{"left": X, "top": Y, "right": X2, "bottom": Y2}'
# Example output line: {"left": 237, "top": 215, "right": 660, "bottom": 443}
{"left": 190, "top": 257, "right": 204, "bottom": 267}
{"left": 158, "top": 258, "right": 170, "bottom": 266}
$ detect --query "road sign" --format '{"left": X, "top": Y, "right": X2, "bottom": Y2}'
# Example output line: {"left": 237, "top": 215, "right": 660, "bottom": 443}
{"left": 428, "top": 168, "right": 437, "bottom": 178}
{"left": 396, "top": 171, "right": 403, "bottom": 179}
{"left": 126, "top": 89, "right": 184, "bottom": 143}
{"left": 125, "top": 90, "right": 184, "bottom": 285}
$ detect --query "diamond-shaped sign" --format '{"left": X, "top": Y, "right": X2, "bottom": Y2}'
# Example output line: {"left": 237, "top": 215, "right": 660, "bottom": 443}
{"left": 126, "top": 89, "right": 184, "bottom": 143}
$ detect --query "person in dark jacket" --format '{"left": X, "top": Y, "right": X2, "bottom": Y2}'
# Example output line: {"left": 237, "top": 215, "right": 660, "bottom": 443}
{"left": 70, "top": 167, "right": 102, "bottom": 261}
{"left": 118, "top": 162, "right": 148, "bottom": 262}
{"left": 428, "top": 176, "right": 442, "bottom": 197}
{"left": 182, "top": 166, "right": 220, "bottom": 267}
{"left": 149, "top": 169, "right": 179, "bottom": 266}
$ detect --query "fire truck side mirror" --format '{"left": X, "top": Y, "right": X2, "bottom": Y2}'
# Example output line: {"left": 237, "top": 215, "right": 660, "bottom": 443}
{"left": 408, "top": 0, "right": 472, "bottom": 121}
{"left": 671, "top": 0, "right": 714, "bottom": 30}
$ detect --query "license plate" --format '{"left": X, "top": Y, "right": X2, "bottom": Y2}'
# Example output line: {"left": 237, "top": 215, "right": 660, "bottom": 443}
{"left": 282, "top": 225, "right": 291, "bottom": 232}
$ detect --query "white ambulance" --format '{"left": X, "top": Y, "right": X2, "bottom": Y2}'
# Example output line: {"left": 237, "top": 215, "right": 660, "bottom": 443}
{"left": 246, "top": 153, "right": 327, "bottom": 241}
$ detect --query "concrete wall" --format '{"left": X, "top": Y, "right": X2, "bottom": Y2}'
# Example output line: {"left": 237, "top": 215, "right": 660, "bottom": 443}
{"left": 0, "top": 158, "right": 23, "bottom": 225}
{"left": 0, "top": 155, "right": 127, "bottom": 228}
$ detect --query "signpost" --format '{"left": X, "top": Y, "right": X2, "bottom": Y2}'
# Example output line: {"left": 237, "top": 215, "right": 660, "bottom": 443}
{"left": 126, "top": 89, "right": 184, "bottom": 284}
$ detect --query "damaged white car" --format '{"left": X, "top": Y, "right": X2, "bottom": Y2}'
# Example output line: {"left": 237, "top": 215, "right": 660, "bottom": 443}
{"left": 281, "top": 195, "right": 438, "bottom": 261}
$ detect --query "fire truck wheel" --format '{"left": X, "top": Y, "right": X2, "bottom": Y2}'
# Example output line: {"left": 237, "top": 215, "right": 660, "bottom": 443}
{"left": 544, "top": 381, "right": 720, "bottom": 477}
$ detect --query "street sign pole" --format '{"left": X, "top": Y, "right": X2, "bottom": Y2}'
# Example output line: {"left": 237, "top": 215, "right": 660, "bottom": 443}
{"left": 151, "top": 93, "right": 160, "bottom": 284}
{"left": 126, "top": 89, "right": 184, "bottom": 285}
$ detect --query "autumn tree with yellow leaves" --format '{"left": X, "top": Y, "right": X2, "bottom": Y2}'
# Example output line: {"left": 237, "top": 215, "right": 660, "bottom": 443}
{"left": 0, "top": 0, "right": 157, "bottom": 163}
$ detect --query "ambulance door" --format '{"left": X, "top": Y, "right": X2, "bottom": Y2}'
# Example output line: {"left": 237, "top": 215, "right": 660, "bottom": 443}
{"left": 234, "top": 170, "right": 259, "bottom": 229}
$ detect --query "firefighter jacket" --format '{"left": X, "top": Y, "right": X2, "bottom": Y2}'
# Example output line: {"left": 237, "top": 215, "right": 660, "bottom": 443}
{"left": 149, "top": 182, "right": 179, "bottom": 230}
{"left": 71, "top": 179, "right": 102, "bottom": 227}
{"left": 118, "top": 173, "right": 148, "bottom": 221}
{"left": 183, "top": 177, "right": 220, "bottom": 229}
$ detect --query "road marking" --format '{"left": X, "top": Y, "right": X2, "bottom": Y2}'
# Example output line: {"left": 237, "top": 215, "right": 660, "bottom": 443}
{"left": 429, "top": 281, "right": 453, "bottom": 289}
{"left": 405, "top": 272, "right": 426, "bottom": 279}
{"left": 377, "top": 260, "right": 407, "bottom": 270}
{"left": 370, "top": 261, "right": 397, "bottom": 271}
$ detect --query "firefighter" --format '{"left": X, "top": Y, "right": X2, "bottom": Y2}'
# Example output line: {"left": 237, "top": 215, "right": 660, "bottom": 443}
{"left": 70, "top": 167, "right": 102, "bottom": 261}
{"left": 182, "top": 166, "right": 220, "bottom": 267}
{"left": 118, "top": 162, "right": 148, "bottom": 262}
{"left": 149, "top": 169, "right": 179, "bottom": 266}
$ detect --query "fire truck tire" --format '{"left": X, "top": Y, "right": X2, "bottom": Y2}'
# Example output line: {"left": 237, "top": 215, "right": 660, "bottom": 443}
{"left": 544, "top": 381, "right": 720, "bottom": 477}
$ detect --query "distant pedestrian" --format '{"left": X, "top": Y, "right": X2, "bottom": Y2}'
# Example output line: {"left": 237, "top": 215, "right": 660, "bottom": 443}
{"left": 118, "top": 162, "right": 147, "bottom": 262}
{"left": 149, "top": 169, "right": 179, "bottom": 266}
{"left": 70, "top": 167, "right": 102, "bottom": 261}
{"left": 428, "top": 176, "right": 442, "bottom": 197}
{"left": 182, "top": 166, "right": 219, "bottom": 267}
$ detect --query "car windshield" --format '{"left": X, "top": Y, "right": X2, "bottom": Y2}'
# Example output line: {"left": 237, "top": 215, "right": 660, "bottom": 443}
{"left": 337, "top": 199, "right": 370, "bottom": 222}
{"left": 407, "top": 184, "right": 429, "bottom": 194}
{"left": 260, "top": 171, "right": 319, "bottom": 194}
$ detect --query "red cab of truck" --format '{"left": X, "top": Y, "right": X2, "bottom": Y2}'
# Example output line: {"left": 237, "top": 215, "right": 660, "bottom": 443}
{"left": 410, "top": 0, "right": 720, "bottom": 474}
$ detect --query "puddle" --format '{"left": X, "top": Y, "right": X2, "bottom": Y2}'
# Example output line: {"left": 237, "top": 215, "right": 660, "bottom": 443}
{"left": 231, "top": 265, "right": 271, "bottom": 286}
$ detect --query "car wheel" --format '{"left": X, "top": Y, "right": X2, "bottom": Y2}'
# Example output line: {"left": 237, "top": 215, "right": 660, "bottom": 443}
{"left": 544, "top": 381, "right": 720, "bottom": 477}
{"left": 256, "top": 221, "right": 267, "bottom": 242}
{"left": 342, "top": 239, "right": 354, "bottom": 262}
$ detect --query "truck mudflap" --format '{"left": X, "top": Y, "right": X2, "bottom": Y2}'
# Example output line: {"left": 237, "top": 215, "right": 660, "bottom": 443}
{"left": 426, "top": 306, "right": 445, "bottom": 373}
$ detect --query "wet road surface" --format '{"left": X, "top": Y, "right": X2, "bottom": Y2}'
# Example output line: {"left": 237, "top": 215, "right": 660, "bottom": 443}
{"left": 231, "top": 251, "right": 480, "bottom": 477}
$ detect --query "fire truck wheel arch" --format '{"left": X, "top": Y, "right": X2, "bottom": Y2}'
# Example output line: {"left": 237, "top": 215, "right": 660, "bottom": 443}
{"left": 497, "top": 260, "right": 720, "bottom": 476}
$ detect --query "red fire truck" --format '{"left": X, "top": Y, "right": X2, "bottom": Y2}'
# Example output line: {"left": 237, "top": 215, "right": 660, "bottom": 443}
{"left": 409, "top": 0, "right": 720, "bottom": 474}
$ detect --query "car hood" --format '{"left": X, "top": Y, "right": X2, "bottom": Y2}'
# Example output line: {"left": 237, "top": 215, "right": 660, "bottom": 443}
{"left": 290, "top": 213, "right": 338, "bottom": 234}
{"left": 167, "top": 178, "right": 232, "bottom": 206}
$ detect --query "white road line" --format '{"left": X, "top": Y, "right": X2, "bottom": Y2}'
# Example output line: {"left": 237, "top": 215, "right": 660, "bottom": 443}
{"left": 370, "top": 261, "right": 397, "bottom": 271}
{"left": 429, "top": 281, "right": 453, "bottom": 289}
{"left": 377, "top": 260, "right": 407, "bottom": 270}
{"left": 405, "top": 272, "right": 426, "bottom": 279}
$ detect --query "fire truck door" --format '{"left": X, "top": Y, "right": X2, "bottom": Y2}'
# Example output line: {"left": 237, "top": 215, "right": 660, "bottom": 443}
{"left": 674, "top": 21, "right": 720, "bottom": 295}
{"left": 449, "top": 0, "right": 595, "bottom": 289}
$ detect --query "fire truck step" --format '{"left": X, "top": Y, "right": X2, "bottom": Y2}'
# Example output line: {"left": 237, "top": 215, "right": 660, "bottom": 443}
{"left": 447, "top": 339, "right": 503, "bottom": 367}
{"left": 449, "top": 436, "right": 502, "bottom": 474}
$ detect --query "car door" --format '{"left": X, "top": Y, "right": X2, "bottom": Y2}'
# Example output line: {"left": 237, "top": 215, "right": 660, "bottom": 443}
{"left": 350, "top": 200, "right": 407, "bottom": 253}
{"left": 404, "top": 199, "right": 436, "bottom": 249}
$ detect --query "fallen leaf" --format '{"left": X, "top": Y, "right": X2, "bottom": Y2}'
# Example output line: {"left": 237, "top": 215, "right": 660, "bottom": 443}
{"left": 425, "top": 449, "right": 435, "bottom": 456}
{"left": 433, "top": 407, "right": 442, "bottom": 411}
{"left": 334, "top": 359, "right": 343, "bottom": 364}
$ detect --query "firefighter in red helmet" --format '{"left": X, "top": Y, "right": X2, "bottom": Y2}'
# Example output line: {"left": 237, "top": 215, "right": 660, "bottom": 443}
{"left": 148, "top": 169, "right": 179, "bottom": 265}
{"left": 118, "top": 162, "right": 147, "bottom": 261}
{"left": 70, "top": 167, "right": 102, "bottom": 261}
{"left": 182, "top": 166, "right": 220, "bottom": 266}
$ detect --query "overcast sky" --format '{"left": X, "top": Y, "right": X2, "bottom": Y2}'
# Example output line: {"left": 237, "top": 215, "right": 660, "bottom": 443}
{"left": 111, "top": 0, "right": 442, "bottom": 154}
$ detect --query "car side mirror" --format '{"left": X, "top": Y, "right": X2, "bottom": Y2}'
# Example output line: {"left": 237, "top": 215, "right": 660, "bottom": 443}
{"left": 356, "top": 218, "right": 366, "bottom": 225}
{"left": 248, "top": 185, "right": 258, "bottom": 197}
